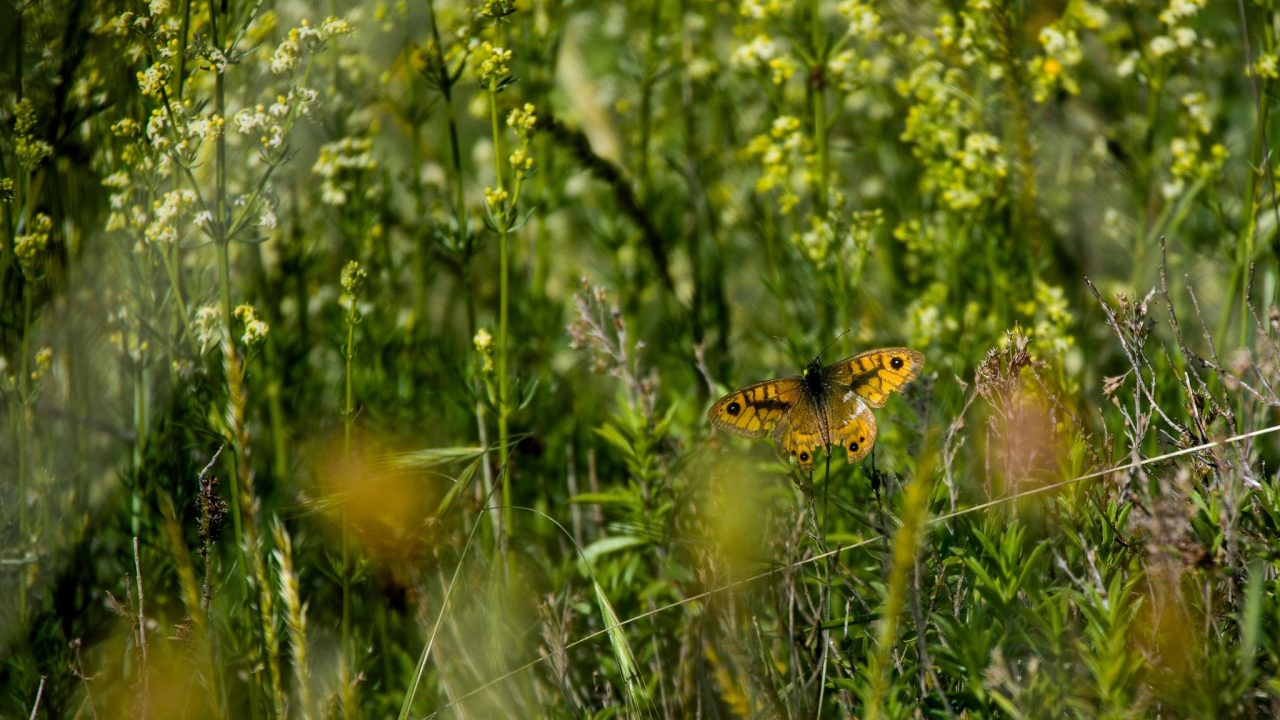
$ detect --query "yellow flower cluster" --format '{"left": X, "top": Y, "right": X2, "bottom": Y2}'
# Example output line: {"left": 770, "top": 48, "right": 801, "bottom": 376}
{"left": 745, "top": 115, "right": 810, "bottom": 214}
{"left": 234, "top": 304, "right": 270, "bottom": 347}
{"left": 340, "top": 260, "right": 368, "bottom": 312}
{"left": 13, "top": 99, "right": 53, "bottom": 170}
{"left": 14, "top": 213, "right": 53, "bottom": 276}
{"left": 477, "top": 43, "right": 512, "bottom": 89}
{"left": 506, "top": 103, "right": 537, "bottom": 178}
{"left": 1163, "top": 92, "right": 1227, "bottom": 200}
{"left": 1028, "top": 1, "right": 1109, "bottom": 103}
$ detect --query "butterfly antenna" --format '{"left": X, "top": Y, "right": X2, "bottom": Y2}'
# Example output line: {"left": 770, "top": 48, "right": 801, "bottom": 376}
{"left": 815, "top": 328, "right": 854, "bottom": 363}
{"left": 773, "top": 334, "right": 804, "bottom": 366}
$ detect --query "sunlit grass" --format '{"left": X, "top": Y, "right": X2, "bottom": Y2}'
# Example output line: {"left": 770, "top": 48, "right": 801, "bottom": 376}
{"left": 2, "top": 0, "right": 1280, "bottom": 717}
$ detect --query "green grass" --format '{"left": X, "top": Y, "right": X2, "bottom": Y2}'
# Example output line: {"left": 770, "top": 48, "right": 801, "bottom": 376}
{"left": 2, "top": 0, "right": 1280, "bottom": 717}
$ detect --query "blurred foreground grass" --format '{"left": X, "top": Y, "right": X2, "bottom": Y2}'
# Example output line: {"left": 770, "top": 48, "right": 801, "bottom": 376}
{"left": 2, "top": 0, "right": 1280, "bottom": 717}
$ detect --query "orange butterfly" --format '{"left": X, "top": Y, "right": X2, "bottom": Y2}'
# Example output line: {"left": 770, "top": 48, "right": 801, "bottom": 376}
{"left": 707, "top": 348, "right": 925, "bottom": 471}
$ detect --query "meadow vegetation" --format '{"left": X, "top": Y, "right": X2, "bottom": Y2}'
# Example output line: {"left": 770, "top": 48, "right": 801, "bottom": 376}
{"left": 2, "top": 0, "right": 1280, "bottom": 717}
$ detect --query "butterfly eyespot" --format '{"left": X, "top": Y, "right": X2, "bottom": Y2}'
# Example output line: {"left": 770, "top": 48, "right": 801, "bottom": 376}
{"left": 726, "top": 401, "right": 741, "bottom": 415}
{"left": 859, "top": 435, "right": 865, "bottom": 442}
{"left": 890, "top": 356, "right": 904, "bottom": 370}
{"left": 799, "top": 451, "right": 809, "bottom": 462}
{"left": 848, "top": 441, "right": 859, "bottom": 452}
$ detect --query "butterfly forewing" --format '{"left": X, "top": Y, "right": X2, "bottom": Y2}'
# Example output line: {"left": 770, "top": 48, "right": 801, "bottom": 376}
{"left": 824, "top": 348, "right": 925, "bottom": 408}
{"left": 707, "top": 377, "right": 803, "bottom": 439}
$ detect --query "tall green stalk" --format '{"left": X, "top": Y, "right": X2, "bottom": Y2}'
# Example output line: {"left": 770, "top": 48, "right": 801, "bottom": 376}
{"left": 339, "top": 259, "right": 366, "bottom": 720}
{"left": 16, "top": 292, "right": 32, "bottom": 621}
{"left": 865, "top": 457, "right": 932, "bottom": 718}
{"left": 208, "top": 3, "right": 282, "bottom": 714}
{"left": 809, "top": 0, "right": 830, "bottom": 219}
{"left": 489, "top": 81, "right": 512, "bottom": 552}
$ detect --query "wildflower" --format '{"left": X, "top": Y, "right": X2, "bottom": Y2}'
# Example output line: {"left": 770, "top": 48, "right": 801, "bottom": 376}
{"left": 740, "top": 0, "right": 785, "bottom": 20}
{"left": 234, "top": 106, "right": 267, "bottom": 134}
{"left": 112, "top": 118, "right": 140, "bottom": 137}
{"left": 13, "top": 99, "right": 53, "bottom": 170}
{"left": 506, "top": 103, "right": 537, "bottom": 134}
{"left": 794, "top": 215, "right": 835, "bottom": 266}
{"left": 745, "top": 115, "right": 809, "bottom": 214}
{"left": 509, "top": 147, "right": 534, "bottom": 175}
{"left": 114, "top": 332, "right": 150, "bottom": 363}
{"left": 484, "top": 186, "right": 510, "bottom": 209}
{"left": 768, "top": 56, "right": 798, "bottom": 85}
{"left": 136, "top": 62, "right": 171, "bottom": 96}
{"left": 474, "top": 328, "right": 495, "bottom": 374}
{"left": 312, "top": 137, "right": 377, "bottom": 206}
{"left": 340, "top": 260, "right": 368, "bottom": 311}
{"left": 271, "top": 39, "right": 299, "bottom": 74}
{"left": 1252, "top": 53, "right": 1279, "bottom": 79}
{"left": 14, "top": 213, "right": 53, "bottom": 276}
{"left": 478, "top": 43, "right": 512, "bottom": 88}
{"left": 235, "top": 304, "right": 270, "bottom": 346}
{"left": 1158, "top": 0, "right": 1205, "bottom": 26}
{"left": 731, "top": 34, "right": 778, "bottom": 69}
{"left": 1181, "top": 92, "right": 1212, "bottom": 135}
{"left": 13, "top": 98, "right": 37, "bottom": 136}
{"left": 1149, "top": 35, "right": 1176, "bottom": 57}
{"left": 145, "top": 189, "right": 198, "bottom": 246}
{"left": 828, "top": 50, "right": 869, "bottom": 91}
{"left": 319, "top": 16, "right": 353, "bottom": 38}
{"left": 1116, "top": 52, "right": 1138, "bottom": 77}
{"left": 188, "top": 114, "right": 224, "bottom": 142}
{"left": 205, "top": 47, "right": 228, "bottom": 74}
{"left": 839, "top": 0, "right": 882, "bottom": 38}
{"left": 479, "top": 0, "right": 516, "bottom": 18}
{"left": 194, "top": 306, "right": 221, "bottom": 351}
{"left": 291, "top": 87, "right": 319, "bottom": 114}
{"left": 31, "top": 347, "right": 53, "bottom": 383}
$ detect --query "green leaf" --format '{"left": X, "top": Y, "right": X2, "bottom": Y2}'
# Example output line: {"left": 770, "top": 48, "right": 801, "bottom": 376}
{"left": 582, "top": 535, "right": 648, "bottom": 565}
{"left": 387, "top": 446, "right": 486, "bottom": 469}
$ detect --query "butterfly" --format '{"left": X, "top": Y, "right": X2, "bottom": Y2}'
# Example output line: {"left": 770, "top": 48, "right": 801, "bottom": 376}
{"left": 707, "top": 348, "right": 925, "bottom": 471}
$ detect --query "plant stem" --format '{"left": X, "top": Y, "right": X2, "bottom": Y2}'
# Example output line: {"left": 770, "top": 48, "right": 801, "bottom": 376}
{"left": 341, "top": 289, "right": 357, "bottom": 719}
{"left": 489, "top": 77, "right": 512, "bottom": 553}
{"left": 16, "top": 290, "right": 32, "bottom": 621}
{"left": 809, "top": 0, "right": 829, "bottom": 218}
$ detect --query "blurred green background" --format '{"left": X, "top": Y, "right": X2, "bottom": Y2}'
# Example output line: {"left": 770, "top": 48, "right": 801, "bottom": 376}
{"left": 2, "top": 0, "right": 1279, "bottom": 717}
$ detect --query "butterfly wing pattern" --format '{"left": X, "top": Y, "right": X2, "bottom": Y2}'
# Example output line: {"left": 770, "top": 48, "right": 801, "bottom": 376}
{"left": 708, "top": 347, "right": 924, "bottom": 471}
{"left": 706, "top": 376, "right": 805, "bottom": 439}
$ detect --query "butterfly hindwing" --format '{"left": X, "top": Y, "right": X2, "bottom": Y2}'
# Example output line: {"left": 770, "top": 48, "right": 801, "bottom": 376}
{"left": 825, "top": 348, "right": 925, "bottom": 408}
{"left": 770, "top": 392, "right": 829, "bottom": 471}
{"left": 827, "top": 393, "right": 878, "bottom": 463}
{"left": 707, "top": 377, "right": 804, "bottom": 439}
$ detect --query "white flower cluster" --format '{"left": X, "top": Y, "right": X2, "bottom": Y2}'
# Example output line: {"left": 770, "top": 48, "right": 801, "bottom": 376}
{"left": 144, "top": 189, "right": 199, "bottom": 246}
{"left": 312, "top": 137, "right": 377, "bottom": 206}
{"left": 270, "top": 17, "right": 354, "bottom": 75}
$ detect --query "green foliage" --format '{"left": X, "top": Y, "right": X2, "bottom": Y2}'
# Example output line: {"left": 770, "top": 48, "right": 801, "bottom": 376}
{"left": 1, "top": 0, "right": 1280, "bottom": 717}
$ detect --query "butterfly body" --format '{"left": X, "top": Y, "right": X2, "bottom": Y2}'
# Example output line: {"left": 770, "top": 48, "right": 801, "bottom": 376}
{"left": 707, "top": 348, "right": 925, "bottom": 471}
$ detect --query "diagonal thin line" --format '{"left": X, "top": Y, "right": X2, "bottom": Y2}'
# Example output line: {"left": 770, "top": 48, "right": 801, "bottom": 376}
{"left": 425, "top": 423, "right": 1280, "bottom": 718}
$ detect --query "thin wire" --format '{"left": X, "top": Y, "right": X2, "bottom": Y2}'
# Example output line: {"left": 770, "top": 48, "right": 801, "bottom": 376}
{"left": 424, "top": 423, "right": 1280, "bottom": 718}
